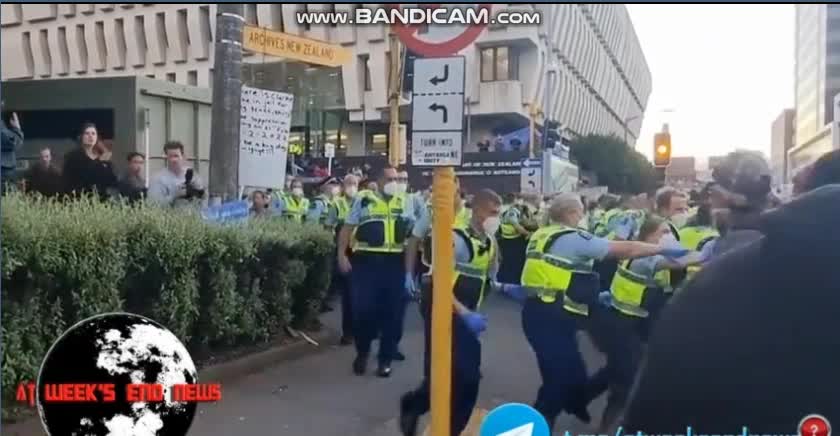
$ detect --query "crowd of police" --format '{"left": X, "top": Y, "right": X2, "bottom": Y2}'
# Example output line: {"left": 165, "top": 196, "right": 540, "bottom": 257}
{"left": 264, "top": 148, "right": 840, "bottom": 435}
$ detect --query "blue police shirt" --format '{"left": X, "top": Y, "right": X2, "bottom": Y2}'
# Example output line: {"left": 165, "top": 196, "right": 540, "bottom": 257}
{"left": 608, "top": 213, "right": 639, "bottom": 240}
{"left": 546, "top": 228, "right": 611, "bottom": 264}
{"left": 306, "top": 197, "right": 338, "bottom": 226}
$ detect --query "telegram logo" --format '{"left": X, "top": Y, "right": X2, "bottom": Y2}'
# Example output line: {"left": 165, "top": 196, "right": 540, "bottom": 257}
{"left": 479, "top": 403, "right": 550, "bottom": 436}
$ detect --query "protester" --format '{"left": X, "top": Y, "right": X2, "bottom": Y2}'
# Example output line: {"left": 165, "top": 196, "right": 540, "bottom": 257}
{"left": 622, "top": 184, "right": 840, "bottom": 432}
{"left": 63, "top": 123, "right": 117, "bottom": 199}
{"left": 22, "top": 147, "right": 62, "bottom": 197}
{"left": 250, "top": 190, "right": 271, "bottom": 218}
{"left": 117, "top": 152, "right": 147, "bottom": 203}
{"left": 148, "top": 140, "right": 206, "bottom": 208}
{"left": 1, "top": 108, "right": 24, "bottom": 193}
{"left": 799, "top": 149, "right": 840, "bottom": 193}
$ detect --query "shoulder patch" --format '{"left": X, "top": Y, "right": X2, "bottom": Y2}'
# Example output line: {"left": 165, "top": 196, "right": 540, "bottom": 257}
{"left": 577, "top": 230, "right": 593, "bottom": 240}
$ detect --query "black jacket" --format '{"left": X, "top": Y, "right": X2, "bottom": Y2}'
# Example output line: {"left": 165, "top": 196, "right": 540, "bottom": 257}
{"left": 623, "top": 185, "right": 840, "bottom": 431}
{"left": 62, "top": 148, "right": 117, "bottom": 198}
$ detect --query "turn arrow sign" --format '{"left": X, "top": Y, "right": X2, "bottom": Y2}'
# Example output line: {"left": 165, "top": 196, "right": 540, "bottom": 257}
{"left": 429, "top": 103, "right": 449, "bottom": 123}
{"left": 430, "top": 65, "right": 449, "bottom": 86}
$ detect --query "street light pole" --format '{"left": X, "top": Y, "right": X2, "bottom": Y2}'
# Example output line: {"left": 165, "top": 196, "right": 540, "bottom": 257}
{"left": 208, "top": 3, "right": 244, "bottom": 205}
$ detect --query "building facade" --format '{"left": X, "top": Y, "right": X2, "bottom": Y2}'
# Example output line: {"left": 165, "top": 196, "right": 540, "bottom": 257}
{"left": 790, "top": 4, "right": 840, "bottom": 176}
{"left": 664, "top": 156, "right": 696, "bottom": 189}
{"left": 770, "top": 108, "right": 795, "bottom": 185}
{"left": 1, "top": 4, "right": 651, "bottom": 160}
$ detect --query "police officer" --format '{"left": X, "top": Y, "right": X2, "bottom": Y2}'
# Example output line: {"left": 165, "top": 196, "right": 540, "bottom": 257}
{"left": 276, "top": 178, "right": 309, "bottom": 222}
{"left": 678, "top": 184, "right": 720, "bottom": 282}
{"left": 519, "top": 193, "right": 687, "bottom": 432}
{"left": 584, "top": 215, "right": 706, "bottom": 431}
{"left": 498, "top": 193, "right": 532, "bottom": 284}
{"left": 653, "top": 187, "right": 691, "bottom": 290}
{"left": 337, "top": 166, "right": 411, "bottom": 377}
{"left": 335, "top": 175, "right": 359, "bottom": 345}
{"left": 307, "top": 177, "right": 341, "bottom": 228}
{"left": 399, "top": 189, "right": 507, "bottom": 436}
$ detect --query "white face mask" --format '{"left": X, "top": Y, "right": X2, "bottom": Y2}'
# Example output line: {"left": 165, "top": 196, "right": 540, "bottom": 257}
{"left": 329, "top": 186, "right": 340, "bottom": 196}
{"left": 382, "top": 181, "right": 399, "bottom": 196}
{"left": 292, "top": 188, "right": 304, "bottom": 197}
{"left": 396, "top": 183, "right": 408, "bottom": 195}
{"left": 344, "top": 186, "right": 358, "bottom": 197}
{"left": 670, "top": 212, "right": 689, "bottom": 228}
{"left": 482, "top": 216, "right": 501, "bottom": 235}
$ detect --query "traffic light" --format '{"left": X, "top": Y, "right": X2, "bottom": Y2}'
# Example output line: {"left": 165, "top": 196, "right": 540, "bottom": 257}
{"left": 543, "top": 120, "right": 562, "bottom": 149}
{"left": 653, "top": 132, "right": 671, "bottom": 167}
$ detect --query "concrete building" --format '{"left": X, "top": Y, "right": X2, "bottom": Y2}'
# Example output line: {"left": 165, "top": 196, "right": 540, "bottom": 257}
{"left": 790, "top": 4, "right": 840, "bottom": 176}
{"left": 664, "top": 156, "right": 696, "bottom": 189}
{"left": 0, "top": 4, "right": 651, "bottom": 160}
{"left": 770, "top": 108, "right": 795, "bottom": 185}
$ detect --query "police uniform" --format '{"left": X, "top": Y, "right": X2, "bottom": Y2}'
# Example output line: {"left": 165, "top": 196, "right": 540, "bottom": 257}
{"left": 678, "top": 225, "right": 719, "bottom": 282}
{"left": 276, "top": 191, "right": 310, "bottom": 222}
{"left": 400, "top": 216, "right": 498, "bottom": 436}
{"left": 334, "top": 191, "right": 355, "bottom": 342}
{"left": 583, "top": 255, "right": 670, "bottom": 429}
{"left": 520, "top": 225, "right": 608, "bottom": 431}
{"left": 497, "top": 204, "right": 530, "bottom": 284}
{"left": 345, "top": 189, "right": 411, "bottom": 373}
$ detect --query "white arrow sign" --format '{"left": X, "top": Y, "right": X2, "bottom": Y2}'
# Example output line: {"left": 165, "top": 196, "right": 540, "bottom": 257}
{"left": 495, "top": 422, "right": 534, "bottom": 436}
{"left": 411, "top": 56, "right": 466, "bottom": 167}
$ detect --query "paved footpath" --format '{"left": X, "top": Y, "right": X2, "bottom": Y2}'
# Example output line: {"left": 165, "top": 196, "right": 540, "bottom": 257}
{"left": 190, "top": 295, "right": 609, "bottom": 436}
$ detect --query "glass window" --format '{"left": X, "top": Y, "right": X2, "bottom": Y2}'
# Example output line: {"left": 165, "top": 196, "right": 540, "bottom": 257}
{"left": 480, "top": 46, "right": 519, "bottom": 82}
{"left": 481, "top": 48, "right": 494, "bottom": 82}
{"left": 369, "top": 133, "right": 388, "bottom": 156}
{"left": 359, "top": 55, "right": 371, "bottom": 91}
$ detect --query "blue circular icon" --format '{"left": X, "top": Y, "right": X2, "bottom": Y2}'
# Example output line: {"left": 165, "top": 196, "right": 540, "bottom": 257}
{"left": 480, "top": 403, "right": 550, "bottom": 436}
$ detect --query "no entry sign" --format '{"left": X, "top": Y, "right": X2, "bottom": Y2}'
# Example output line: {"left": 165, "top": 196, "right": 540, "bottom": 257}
{"left": 390, "top": 4, "right": 492, "bottom": 57}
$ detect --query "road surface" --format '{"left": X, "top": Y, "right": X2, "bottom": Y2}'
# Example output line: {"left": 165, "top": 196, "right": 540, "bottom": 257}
{"left": 190, "top": 295, "right": 608, "bottom": 435}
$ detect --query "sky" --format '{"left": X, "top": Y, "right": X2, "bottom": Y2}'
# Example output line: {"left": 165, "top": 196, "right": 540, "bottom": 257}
{"left": 626, "top": 4, "right": 795, "bottom": 166}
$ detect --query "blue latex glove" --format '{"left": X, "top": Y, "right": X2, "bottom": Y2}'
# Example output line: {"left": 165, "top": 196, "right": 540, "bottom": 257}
{"left": 460, "top": 312, "right": 488, "bottom": 336}
{"left": 404, "top": 273, "right": 418, "bottom": 299}
{"left": 598, "top": 291, "right": 612, "bottom": 307}
{"left": 499, "top": 283, "right": 528, "bottom": 303}
{"left": 659, "top": 247, "right": 691, "bottom": 259}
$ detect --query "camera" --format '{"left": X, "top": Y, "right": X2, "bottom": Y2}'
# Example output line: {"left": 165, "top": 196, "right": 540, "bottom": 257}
{"left": 183, "top": 168, "right": 205, "bottom": 200}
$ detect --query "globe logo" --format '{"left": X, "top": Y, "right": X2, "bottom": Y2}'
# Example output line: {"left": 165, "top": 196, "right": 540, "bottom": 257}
{"left": 36, "top": 313, "right": 200, "bottom": 436}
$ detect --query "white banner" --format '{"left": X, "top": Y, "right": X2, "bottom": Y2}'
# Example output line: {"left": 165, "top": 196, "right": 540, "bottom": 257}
{"left": 239, "top": 86, "right": 294, "bottom": 189}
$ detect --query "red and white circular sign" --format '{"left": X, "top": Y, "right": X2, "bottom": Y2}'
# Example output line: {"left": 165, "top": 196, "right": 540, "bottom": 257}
{"left": 389, "top": 4, "right": 492, "bottom": 57}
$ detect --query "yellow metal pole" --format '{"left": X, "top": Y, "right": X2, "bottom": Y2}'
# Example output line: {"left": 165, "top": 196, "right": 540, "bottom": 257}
{"left": 388, "top": 33, "right": 402, "bottom": 167}
{"left": 430, "top": 167, "right": 455, "bottom": 436}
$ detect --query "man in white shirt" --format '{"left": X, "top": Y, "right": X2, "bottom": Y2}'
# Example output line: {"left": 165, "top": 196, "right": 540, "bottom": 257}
{"left": 148, "top": 141, "right": 206, "bottom": 208}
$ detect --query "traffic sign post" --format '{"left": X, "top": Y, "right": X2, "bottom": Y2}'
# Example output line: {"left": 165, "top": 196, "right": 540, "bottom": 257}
{"left": 411, "top": 56, "right": 466, "bottom": 167}
{"left": 394, "top": 9, "right": 488, "bottom": 436}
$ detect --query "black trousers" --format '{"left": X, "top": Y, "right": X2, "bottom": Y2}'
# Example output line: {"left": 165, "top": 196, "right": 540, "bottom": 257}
{"left": 401, "top": 297, "right": 481, "bottom": 436}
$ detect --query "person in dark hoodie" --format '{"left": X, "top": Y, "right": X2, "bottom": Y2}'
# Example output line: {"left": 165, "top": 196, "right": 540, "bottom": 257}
{"left": 1, "top": 106, "right": 24, "bottom": 193}
{"left": 705, "top": 150, "right": 772, "bottom": 257}
{"left": 621, "top": 183, "right": 840, "bottom": 432}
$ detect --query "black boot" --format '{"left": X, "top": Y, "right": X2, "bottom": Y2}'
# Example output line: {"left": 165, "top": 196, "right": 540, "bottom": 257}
{"left": 377, "top": 362, "right": 392, "bottom": 378}
{"left": 353, "top": 353, "right": 368, "bottom": 376}
{"left": 399, "top": 393, "right": 420, "bottom": 436}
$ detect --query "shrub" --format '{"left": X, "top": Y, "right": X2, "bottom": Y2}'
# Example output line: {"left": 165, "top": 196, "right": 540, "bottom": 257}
{"left": 0, "top": 193, "right": 334, "bottom": 416}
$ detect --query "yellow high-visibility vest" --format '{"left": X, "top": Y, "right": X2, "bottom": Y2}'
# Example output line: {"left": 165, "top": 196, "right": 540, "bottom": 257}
{"left": 352, "top": 190, "right": 408, "bottom": 254}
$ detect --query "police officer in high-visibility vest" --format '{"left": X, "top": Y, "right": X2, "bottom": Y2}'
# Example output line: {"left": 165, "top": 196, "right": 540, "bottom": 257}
{"left": 678, "top": 185, "right": 719, "bottom": 283}
{"left": 276, "top": 178, "right": 309, "bottom": 222}
{"left": 307, "top": 177, "right": 341, "bottom": 228}
{"left": 583, "top": 215, "right": 705, "bottom": 432}
{"left": 337, "top": 166, "right": 411, "bottom": 377}
{"left": 519, "top": 193, "right": 686, "bottom": 432}
{"left": 400, "top": 189, "right": 520, "bottom": 436}
{"left": 497, "top": 193, "right": 533, "bottom": 284}
{"left": 653, "top": 187, "right": 691, "bottom": 292}
{"left": 335, "top": 175, "right": 359, "bottom": 345}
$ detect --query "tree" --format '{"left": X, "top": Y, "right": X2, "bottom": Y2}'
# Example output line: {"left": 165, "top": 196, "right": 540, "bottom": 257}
{"left": 568, "top": 134, "right": 658, "bottom": 194}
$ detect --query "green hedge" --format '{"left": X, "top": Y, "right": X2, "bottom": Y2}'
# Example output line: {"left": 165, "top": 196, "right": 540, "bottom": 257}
{"left": 1, "top": 194, "right": 334, "bottom": 416}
